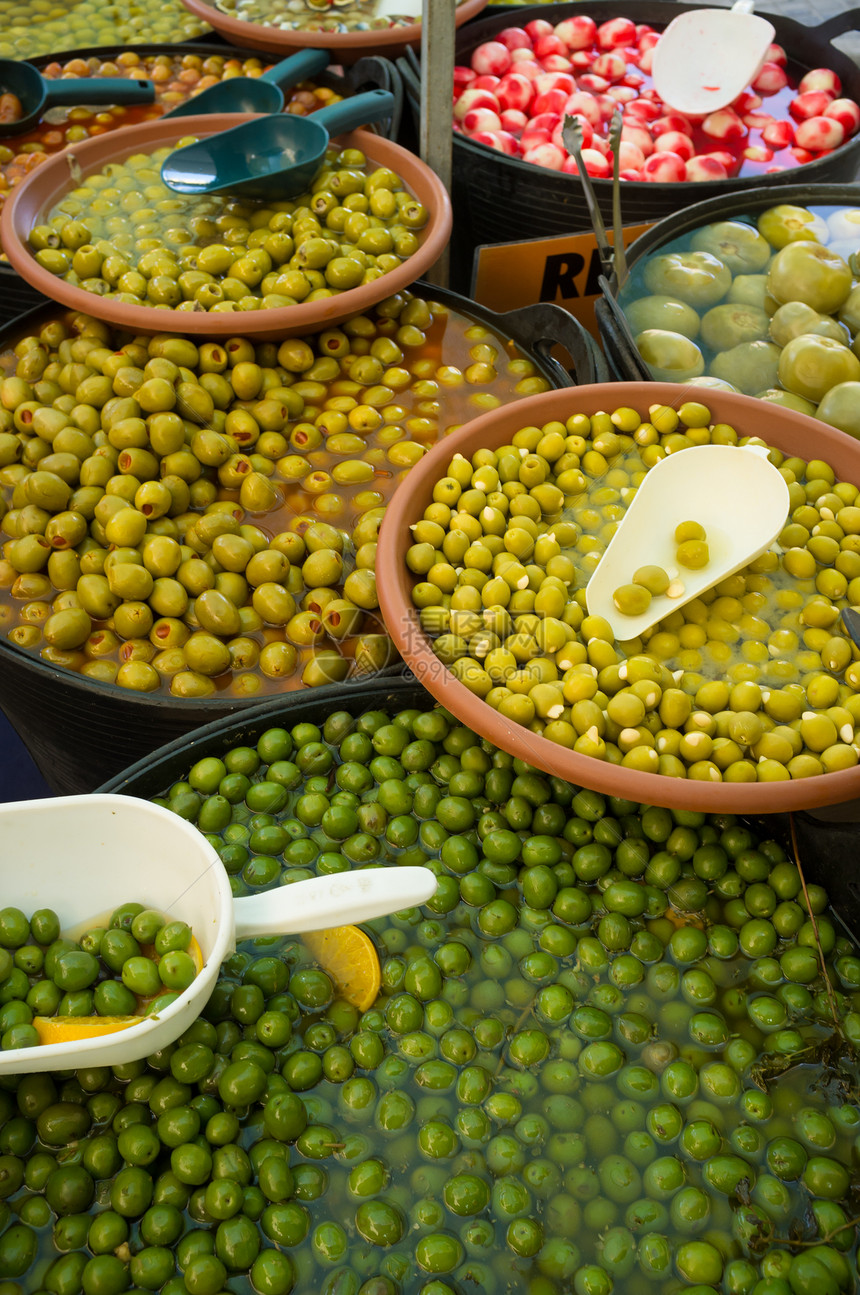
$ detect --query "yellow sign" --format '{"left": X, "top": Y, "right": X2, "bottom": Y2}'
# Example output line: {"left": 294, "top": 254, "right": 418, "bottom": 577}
{"left": 471, "top": 223, "right": 653, "bottom": 338}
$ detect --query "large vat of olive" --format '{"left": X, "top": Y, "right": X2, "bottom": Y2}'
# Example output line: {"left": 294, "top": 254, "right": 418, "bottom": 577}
{"left": 1, "top": 675, "right": 851, "bottom": 1295}
{"left": 0, "top": 289, "right": 602, "bottom": 794}
{"left": 596, "top": 184, "right": 860, "bottom": 418}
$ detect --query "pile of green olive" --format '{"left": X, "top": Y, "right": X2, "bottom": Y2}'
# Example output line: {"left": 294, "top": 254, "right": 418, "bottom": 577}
{"left": 0, "top": 300, "right": 550, "bottom": 696}
{"left": 0, "top": 0, "right": 208, "bottom": 59}
{"left": 29, "top": 144, "right": 428, "bottom": 315}
{"left": 612, "top": 523, "right": 710, "bottom": 620}
{"left": 1, "top": 703, "right": 859, "bottom": 1295}
{"left": 618, "top": 204, "right": 860, "bottom": 437}
{"left": 406, "top": 400, "right": 860, "bottom": 783}
{"left": 0, "top": 903, "right": 201, "bottom": 1050}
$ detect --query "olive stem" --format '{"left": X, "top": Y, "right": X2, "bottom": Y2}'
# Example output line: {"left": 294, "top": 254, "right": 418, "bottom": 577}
{"left": 788, "top": 812, "right": 841, "bottom": 1030}
{"left": 494, "top": 994, "right": 538, "bottom": 1075}
{"left": 784, "top": 1210, "right": 860, "bottom": 1250}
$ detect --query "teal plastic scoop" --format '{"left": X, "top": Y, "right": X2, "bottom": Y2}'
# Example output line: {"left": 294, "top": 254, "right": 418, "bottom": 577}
{"left": 163, "top": 48, "right": 329, "bottom": 120}
{"left": 0, "top": 58, "right": 155, "bottom": 136}
{"left": 160, "top": 88, "right": 395, "bottom": 201}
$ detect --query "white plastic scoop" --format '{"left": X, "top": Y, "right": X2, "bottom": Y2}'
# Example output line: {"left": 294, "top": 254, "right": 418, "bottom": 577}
{"left": 651, "top": 0, "right": 776, "bottom": 117}
{"left": 0, "top": 794, "right": 437, "bottom": 1074}
{"left": 585, "top": 443, "right": 790, "bottom": 642}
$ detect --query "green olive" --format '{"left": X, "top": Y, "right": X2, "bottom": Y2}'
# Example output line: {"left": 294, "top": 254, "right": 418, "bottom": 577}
{"left": 642, "top": 251, "right": 732, "bottom": 309}
{"left": 815, "top": 382, "right": 860, "bottom": 439}
{"left": 635, "top": 331, "right": 705, "bottom": 384}
{"left": 709, "top": 340, "right": 781, "bottom": 395}
{"left": 779, "top": 334, "right": 860, "bottom": 404}
{"left": 700, "top": 304, "right": 770, "bottom": 352}
{"left": 767, "top": 242, "right": 853, "bottom": 315}
{"left": 612, "top": 584, "right": 651, "bottom": 616}
{"left": 690, "top": 221, "right": 771, "bottom": 275}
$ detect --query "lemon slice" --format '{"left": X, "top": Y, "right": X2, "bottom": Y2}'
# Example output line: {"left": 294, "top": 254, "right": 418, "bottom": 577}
{"left": 33, "top": 1016, "right": 142, "bottom": 1045}
{"left": 303, "top": 925, "right": 381, "bottom": 1012}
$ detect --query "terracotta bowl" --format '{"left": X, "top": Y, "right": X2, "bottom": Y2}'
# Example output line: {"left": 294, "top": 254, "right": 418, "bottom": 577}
{"left": 0, "top": 114, "right": 451, "bottom": 342}
{"left": 178, "top": 0, "right": 487, "bottom": 62}
{"left": 377, "top": 382, "right": 860, "bottom": 814}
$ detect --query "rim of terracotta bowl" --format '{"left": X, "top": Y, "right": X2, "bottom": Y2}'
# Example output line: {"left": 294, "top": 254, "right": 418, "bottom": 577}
{"left": 1, "top": 114, "right": 452, "bottom": 341}
{"left": 377, "top": 382, "right": 860, "bottom": 814}
{"left": 178, "top": 0, "right": 487, "bottom": 60}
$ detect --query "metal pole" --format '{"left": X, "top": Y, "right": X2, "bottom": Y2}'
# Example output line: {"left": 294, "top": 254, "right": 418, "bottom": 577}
{"left": 419, "top": 0, "right": 453, "bottom": 286}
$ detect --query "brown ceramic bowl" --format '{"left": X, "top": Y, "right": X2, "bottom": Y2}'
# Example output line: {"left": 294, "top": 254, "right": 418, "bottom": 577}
{"left": 1, "top": 114, "right": 451, "bottom": 342}
{"left": 177, "top": 0, "right": 487, "bottom": 62}
{"left": 377, "top": 382, "right": 860, "bottom": 814}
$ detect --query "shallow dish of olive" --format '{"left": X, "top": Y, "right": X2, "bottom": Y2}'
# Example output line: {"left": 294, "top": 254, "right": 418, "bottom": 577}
{"left": 377, "top": 382, "right": 860, "bottom": 813}
{"left": 176, "top": 0, "right": 487, "bottom": 63}
{"left": 0, "top": 0, "right": 209, "bottom": 60}
{"left": 0, "top": 113, "right": 451, "bottom": 341}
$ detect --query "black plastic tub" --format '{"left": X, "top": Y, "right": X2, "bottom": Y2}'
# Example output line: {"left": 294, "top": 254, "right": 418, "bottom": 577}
{"left": 96, "top": 671, "right": 860, "bottom": 936}
{"left": 0, "top": 44, "right": 403, "bottom": 325}
{"left": 399, "top": 1, "right": 860, "bottom": 287}
{"left": 0, "top": 283, "right": 602, "bottom": 797}
{"left": 595, "top": 180, "right": 860, "bottom": 383}
{"left": 97, "top": 673, "right": 426, "bottom": 799}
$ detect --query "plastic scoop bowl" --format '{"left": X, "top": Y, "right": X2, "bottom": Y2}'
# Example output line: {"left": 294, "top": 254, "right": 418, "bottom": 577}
{"left": 0, "top": 793, "right": 437, "bottom": 1074}
{"left": 161, "top": 88, "right": 394, "bottom": 201}
{"left": 162, "top": 48, "right": 329, "bottom": 120}
{"left": 585, "top": 443, "right": 790, "bottom": 641}
{"left": 0, "top": 59, "right": 155, "bottom": 135}
{"left": 650, "top": 0, "right": 776, "bottom": 117}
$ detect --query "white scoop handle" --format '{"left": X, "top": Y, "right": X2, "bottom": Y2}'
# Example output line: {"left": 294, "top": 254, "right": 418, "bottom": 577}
{"left": 232, "top": 866, "right": 437, "bottom": 939}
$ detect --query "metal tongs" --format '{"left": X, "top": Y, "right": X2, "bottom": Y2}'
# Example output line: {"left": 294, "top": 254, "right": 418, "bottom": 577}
{"left": 563, "top": 110, "right": 638, "bottom": 358}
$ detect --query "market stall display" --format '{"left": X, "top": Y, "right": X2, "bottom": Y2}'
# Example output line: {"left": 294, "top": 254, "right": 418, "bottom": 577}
{"left": 0, "top": 49, "right": 345, "bottom": 227}
{"left": 1, "top": 6, "right": 860, "bottom": 1293}
{"left": 377, "top": 382, "right": 860, "bottom": 812}
{"left": 450, "top": 19, "right": 857, "bottom": 182}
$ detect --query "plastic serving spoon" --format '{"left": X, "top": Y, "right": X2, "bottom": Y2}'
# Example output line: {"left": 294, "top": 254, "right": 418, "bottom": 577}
{"left": 650, "top": 0, "right": 775, "bottom": 117}
{"left": 0, "top": 59, "right": 155, "bottom": 136}
{"left": 585, "top": 443, "right": 790, "bottom": 641}
{"left": 161, "top": 88, "right": 395, "bottom": 200}
{"left": 0, "top": 793, "right": 437, "bottom": 1073}
{"left": 163, "top": 48, "right": 329, "bottom": 120}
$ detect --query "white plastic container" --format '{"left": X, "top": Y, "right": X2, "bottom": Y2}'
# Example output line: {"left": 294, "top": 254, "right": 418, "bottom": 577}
{"left": 0, "top": 794, "right": 436, "bottom": 1073}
